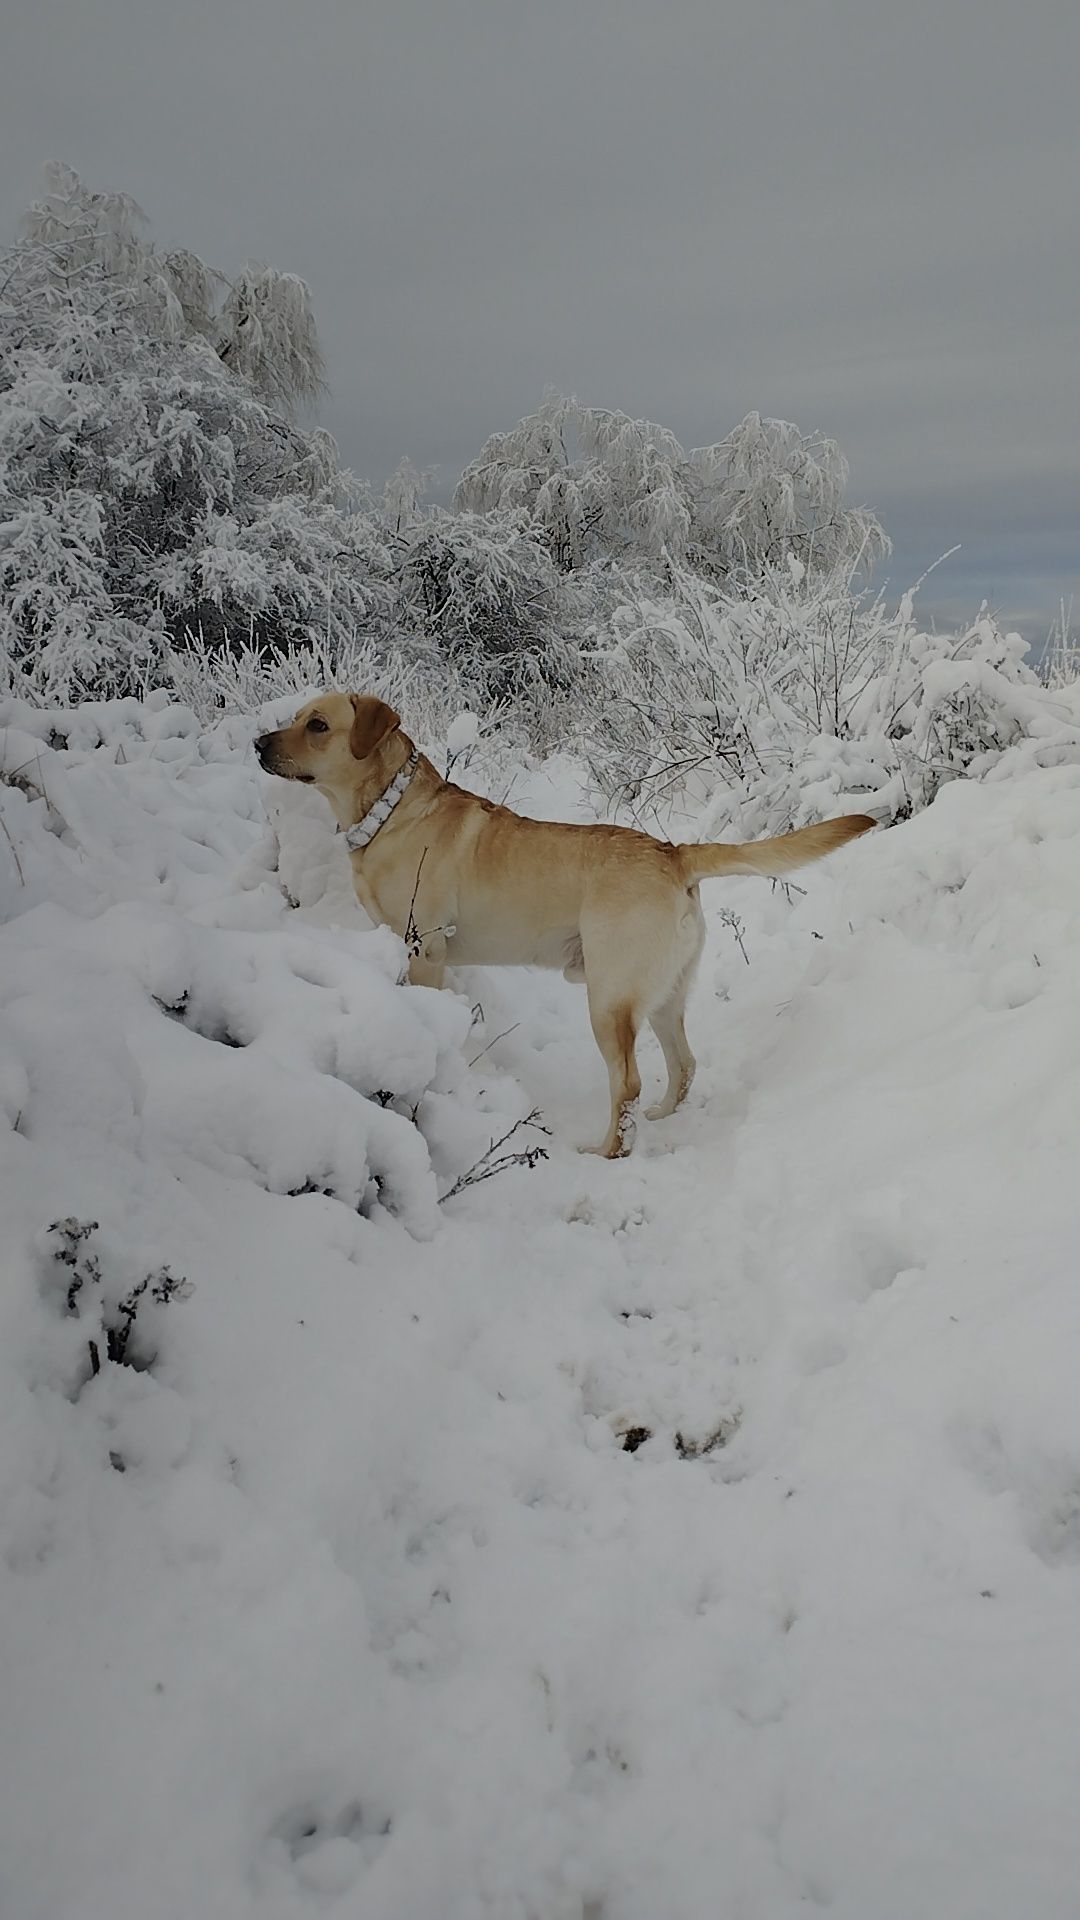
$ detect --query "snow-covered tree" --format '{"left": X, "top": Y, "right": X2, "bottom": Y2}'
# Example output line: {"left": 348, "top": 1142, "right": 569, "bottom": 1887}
{"left": 455, "top": 392, "right": 691, "bottom": 571}
{"left": 216, "top": 265, "right": 324, "bottom": 413}
{"left": 687, "top": 412, "right": 890, "bottom": 582}
{"left": 382, "top": 457, "right": 430, "bottom": 533}
{"left": 0, "top": 166, "right": 384, "bottom": 698}
{"left": 19, "top": 163, "right": 324, "bottom": 414}
{"left": 455, "top": 393, "right": 888, "bottom": 583}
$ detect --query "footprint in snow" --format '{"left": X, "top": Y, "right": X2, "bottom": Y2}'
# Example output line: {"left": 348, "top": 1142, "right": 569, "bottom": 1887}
{"left": 840, "top": 1188, "right": 926, "bottom": 1302}
{"left": 952, "top": 1418, "right": 1080, "bottom": 1570}
{"left": 266, "top": 1795, "right": 392, "bottom": 1895}
{"left": 982, "top": 959, "right": 1045, "bottom": 1012}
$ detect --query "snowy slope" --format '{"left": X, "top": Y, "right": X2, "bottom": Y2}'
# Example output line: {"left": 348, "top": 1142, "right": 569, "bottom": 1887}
{"left": 3, "top": 698, "right": 1080, "bottom": 1920}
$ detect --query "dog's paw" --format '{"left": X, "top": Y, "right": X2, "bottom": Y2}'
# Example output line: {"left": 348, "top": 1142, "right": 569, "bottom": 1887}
{"left": 578, "top": 1135, "right": 636, "bottom": 1161}
{"left": 579, "top": 1100, "right": 639, "bottom": 1159}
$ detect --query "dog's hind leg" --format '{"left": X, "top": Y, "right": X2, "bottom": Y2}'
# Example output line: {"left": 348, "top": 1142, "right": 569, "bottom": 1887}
{"left": 646, "top": 987, "right": 696, "bottom": 1120}
{"left": 580, "top": 891, "right": 693, "bottom": 1157}
{"left": 562, "top": 934, "right": 586, "bottom": 985}
{"left": 645, "top": 907, "right": 703, "bottom": 1121}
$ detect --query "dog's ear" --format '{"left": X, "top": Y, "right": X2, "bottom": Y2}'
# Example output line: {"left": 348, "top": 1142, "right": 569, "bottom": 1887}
{"left": 349, "top": 695, "right": 400, "bottom": 761}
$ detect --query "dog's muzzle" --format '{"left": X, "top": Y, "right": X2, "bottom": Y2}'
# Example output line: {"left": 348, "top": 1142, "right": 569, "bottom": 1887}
{"left": 254, "top": 734, "right": 311, "bottom": 782}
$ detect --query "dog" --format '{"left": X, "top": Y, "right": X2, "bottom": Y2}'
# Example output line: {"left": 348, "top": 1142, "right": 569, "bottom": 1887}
{"left": 255, "top": 693, "right": 875, "bottom": 1158}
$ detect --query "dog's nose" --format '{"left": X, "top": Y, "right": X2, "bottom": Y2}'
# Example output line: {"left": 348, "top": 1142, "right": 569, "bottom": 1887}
{"left": 253, "top": 733, "right": 270, "bottom": 760}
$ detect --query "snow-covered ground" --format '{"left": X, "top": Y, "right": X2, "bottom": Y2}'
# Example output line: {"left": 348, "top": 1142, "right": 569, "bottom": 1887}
{"left": 3, "top": 694, "right": 1080, "bottom": 1920}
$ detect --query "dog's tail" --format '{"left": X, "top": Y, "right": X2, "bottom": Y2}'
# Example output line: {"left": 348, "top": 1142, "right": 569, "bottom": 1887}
{"left": 677, "top": 813, "right": 876, "bottom": 886}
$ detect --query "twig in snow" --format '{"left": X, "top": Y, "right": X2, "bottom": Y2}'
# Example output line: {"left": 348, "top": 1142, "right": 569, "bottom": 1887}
{"left": 403, "top": 849, "right": 428, "bottom": 955}
{"left": 439, "top": 1109, "right": 551, "bottom": 1202}
{"left": 717, "top": 908, "right": 750, "bottom": 964}
{"left": 468, "top": 1022, "right": 520, "bottom": 1067}
{"left": 402, "top": 849, "right": 456, "bottom": 964}
{"left": 0, "top": 813, "right": 25, "bottom": 884}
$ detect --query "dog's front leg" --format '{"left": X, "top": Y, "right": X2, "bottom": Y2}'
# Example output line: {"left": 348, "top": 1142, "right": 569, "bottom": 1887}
{"left": 397, "top": 868, "right": 455, "bottom": 989}
{"left": 406, "top": 909, "right": 452, "bottom": 989}
{"left": 583, "top": 994, "right": 642, "bottom": 1159}
{"left": 408, "top": 939, "right": 446, "bottom": 990}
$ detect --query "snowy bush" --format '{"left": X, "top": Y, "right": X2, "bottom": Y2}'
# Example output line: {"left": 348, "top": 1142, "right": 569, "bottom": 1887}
{"left": 583, "top": 558, "right": 1080, "bottom": 835}
{"left": 1040, "top": 601, "right": 1080, "bottom": 691}
{"left": 0, "top": 165, "right": 393, "bottom": 701}
{"left": 41, "top": 1216, "right": 193, "bottom": 1382}
{"left": 456, "top": 391, "right": 889, "bottom": 582}
{"left": 389, "top": 506, "right": 595, "bottom": 714}
{"left": 685, "top": 411, "right": 890, "bottom": 582}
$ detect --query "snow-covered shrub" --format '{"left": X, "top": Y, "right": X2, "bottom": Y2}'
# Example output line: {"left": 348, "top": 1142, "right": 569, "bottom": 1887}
{"left": 41, "top": 1216, "right": 192, "bottom": 1382}
{"left": 0, "top": 165, "right": 392, "bottom": 701}
{"left": 584, "top": 558, "right": 1077, "bottom": 835}
{"left": 140, "top": 520, "right": 593, "bottom": 756}
{"left": 1040, "top": 601, "right": 1080, "bottom": 691}
{"left": 685, "top": 412, "right": 890, "bottom": 582}
{"left": 456, "top": 391, "right": 691, "bottom": 571}
{"left": 18, "top": 162, "right": 326, "bottom": 414}
{"left": 389, "top": 507, "right": 595, "bottom": 718}
{"left": 456, "top": 392, "right": 888, "bottom": 583}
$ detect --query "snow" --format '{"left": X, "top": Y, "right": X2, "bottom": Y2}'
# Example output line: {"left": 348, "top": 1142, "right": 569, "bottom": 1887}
{"left": 4, "top": 698, "right": 1080, "bottom": 1919}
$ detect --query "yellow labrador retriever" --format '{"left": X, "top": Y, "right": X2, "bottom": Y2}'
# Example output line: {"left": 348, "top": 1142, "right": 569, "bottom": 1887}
{"left": 255, "top": 694, "right": 874, "bottom": 1157}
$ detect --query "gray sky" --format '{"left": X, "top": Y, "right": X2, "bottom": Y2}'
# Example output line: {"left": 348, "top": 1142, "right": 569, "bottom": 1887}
{"left": 3, "top": 0, "right": 1078, "bottom": 643}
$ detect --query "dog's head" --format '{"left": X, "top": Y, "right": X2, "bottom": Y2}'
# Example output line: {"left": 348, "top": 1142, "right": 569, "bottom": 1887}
{"left": 254, "top": 693, "right": 401, "bottom": 794}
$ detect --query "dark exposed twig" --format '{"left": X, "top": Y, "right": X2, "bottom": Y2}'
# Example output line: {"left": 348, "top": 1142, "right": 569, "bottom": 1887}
{"left": 0, "top": 813, "right": 25, "bottom": 884}
{"left": 717, "top": 908, "right": 750, "bottom": 965}
{"left": 403, "top": 848, "right": 428, "bottom": 955}
{"left": 468, "top": 1022, "right": 520, "bottom": 1067}
{"left": 439, "top": 1109, "right": 551, "bottom": 1202}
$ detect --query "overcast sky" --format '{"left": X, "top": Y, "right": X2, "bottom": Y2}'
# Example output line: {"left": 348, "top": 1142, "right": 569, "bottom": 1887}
{"left": 3, "top": 0, "right": 1077, "bottom": 641}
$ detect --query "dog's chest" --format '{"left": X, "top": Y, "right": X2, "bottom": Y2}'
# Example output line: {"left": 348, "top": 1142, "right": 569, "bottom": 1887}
{"left": 347, "top": 858, "right": 393, "bottom": 932}
{"left": 345, "top": 840, "right": 428, "bottom": 941}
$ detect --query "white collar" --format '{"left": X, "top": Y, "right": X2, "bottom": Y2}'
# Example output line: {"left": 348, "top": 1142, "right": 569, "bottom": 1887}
{"left": 341, "top": 748, "right": 420, "bottom": 852}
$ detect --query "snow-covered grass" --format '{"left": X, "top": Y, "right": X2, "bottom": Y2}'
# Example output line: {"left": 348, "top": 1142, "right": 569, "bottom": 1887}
{"left": 586, "top": 559, "right": 1080, "bottom": 837}
{"left": 4, "top": 694, "right": 1080, "bottom": 1919}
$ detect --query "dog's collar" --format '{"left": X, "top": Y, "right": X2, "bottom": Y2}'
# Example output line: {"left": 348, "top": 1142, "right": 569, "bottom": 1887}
{"left": 341, "top": 748, "right": 420, "bottom": 853}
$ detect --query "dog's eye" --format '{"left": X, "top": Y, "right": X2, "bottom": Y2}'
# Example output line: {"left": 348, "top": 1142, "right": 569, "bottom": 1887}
{"left": 306, "top": 716, "right": 329, "bottom": 734}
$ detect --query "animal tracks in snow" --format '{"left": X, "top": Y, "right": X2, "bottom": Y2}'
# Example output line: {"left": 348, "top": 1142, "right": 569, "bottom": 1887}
{"left": 263, "top": 1792, "right": 392, "bottom": 1896}
{"left": 952, "top": 1418, "right": 1080, "bottom": 1570}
